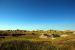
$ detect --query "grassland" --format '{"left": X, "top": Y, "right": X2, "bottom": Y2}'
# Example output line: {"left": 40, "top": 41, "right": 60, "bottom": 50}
{"left": 0, "top": 30, "right": 75, "bottom": 50}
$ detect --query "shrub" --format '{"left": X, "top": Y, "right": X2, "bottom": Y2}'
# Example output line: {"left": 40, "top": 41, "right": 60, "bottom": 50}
{"left": 52, "top": 34, "right": 60, "bottom": 37}
{"left": 12, "top": 34, "right": 25, "bottom": 37}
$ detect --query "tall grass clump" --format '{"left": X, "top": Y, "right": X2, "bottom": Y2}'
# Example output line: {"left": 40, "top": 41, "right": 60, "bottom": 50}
{"left": 0, "top": 40, "right": 72, "bottom": 50}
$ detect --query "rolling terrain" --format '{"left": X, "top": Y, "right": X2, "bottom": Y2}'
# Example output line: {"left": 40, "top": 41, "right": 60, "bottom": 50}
{"left": 0, "top": 30, "right": 75, "bottom": 50}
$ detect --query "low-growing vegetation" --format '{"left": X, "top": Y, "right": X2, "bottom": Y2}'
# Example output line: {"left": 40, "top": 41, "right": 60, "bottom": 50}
{"left": 0, "top": 30, "right": 75, "bottom": 50}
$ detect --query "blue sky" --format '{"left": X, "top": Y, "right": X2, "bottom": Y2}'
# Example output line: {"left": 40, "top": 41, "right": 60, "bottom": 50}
{"left": 0, "top": 0, "right": 75, "bottom": 30}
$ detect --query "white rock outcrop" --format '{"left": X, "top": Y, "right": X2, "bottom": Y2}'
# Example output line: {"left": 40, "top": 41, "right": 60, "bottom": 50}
{"left": 39, "top": 34, "right": 48, "bottom": 38}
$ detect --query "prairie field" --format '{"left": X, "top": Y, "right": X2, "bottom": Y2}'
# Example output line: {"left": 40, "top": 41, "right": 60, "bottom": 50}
{"left": 0, "top": 30, "right": 75, "bottom": 50}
